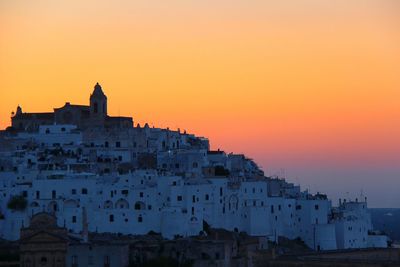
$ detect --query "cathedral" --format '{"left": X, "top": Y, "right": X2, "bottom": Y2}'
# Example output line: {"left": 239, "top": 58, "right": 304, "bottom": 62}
{"left": 11, "top": 83, "right": 133, "bottom": 131}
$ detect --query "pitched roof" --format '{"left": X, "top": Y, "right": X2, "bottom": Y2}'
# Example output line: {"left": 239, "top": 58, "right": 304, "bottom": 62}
{"left": 91, "top": 82, "right": 106, "bottom": 98}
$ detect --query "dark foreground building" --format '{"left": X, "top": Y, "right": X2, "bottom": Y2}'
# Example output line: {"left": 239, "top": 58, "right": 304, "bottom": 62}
{"left": 11, "top": 83, "right": 133, "bottom": 131}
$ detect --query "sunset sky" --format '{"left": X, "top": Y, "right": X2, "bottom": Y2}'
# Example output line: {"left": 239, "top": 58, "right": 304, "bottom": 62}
{"left": 1, "top": 0, "right": 399, "bottom": 207}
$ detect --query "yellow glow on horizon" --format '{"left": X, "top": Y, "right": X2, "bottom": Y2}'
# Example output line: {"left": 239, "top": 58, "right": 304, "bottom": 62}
{"left": 1, "top": 0, "right": 399, "bottom": 167}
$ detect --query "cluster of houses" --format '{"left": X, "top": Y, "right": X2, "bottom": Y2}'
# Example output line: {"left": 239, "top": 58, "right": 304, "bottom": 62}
{"left": 0, "top": 84, "right": 388, "bottom": 257}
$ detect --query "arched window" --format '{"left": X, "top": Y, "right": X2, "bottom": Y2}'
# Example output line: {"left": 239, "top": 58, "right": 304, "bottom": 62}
{"left": 94, "top": 102, "right": 98, "bottom": 113}
{"left": 104, "top": 200, "right": 113, "bottom": 209}
{"left": 115, "top": 199, "right": 129, "bottom": 209}
{"left": 134, "top": 201, "right": 145, "bottom": 210}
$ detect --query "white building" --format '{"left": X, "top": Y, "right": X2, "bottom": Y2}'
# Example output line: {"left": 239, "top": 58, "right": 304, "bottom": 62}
{"left": 0, "top": 101, "right": 388, "bottom": 251}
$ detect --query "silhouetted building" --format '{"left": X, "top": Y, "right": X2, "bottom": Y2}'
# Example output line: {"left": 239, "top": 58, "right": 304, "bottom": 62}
{"left": 11, "top": 83, "right": 133, "bottom": 131}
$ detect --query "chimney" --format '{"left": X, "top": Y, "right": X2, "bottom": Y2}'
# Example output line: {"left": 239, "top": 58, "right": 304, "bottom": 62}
{"left": 82, "top": 206, "right": 89, "bottom": 243}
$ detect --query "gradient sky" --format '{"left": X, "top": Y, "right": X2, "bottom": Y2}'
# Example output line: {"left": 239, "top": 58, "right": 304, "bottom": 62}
{"left": 1, "top": 0, "right": 399, "bottom": 207}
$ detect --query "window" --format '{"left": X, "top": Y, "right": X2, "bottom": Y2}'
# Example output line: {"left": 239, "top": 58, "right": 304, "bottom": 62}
{"left": 220, "top": 187, "right": 223, "bottom": 196}
{"left": 278, "top": 205, "right": 281, "bottom": 211}
{"left": 88, "top": 256, "right": 93, "bottom": 265}
{"left": 41, "top": 257, "right": 47, "bottom": 264}
{"left": 175, "top": 163, "right": 179, "bottom": 169}
{"left": 22, "top": 191, "right": 27, "bottom": 197}
{"left": 94, "top": 102, "right": 98, "bottom": 113}
{"left": 205, "top": 194, "right": 209, "bottom": 201}
{"left": 45, "top": 128, "right": 50, "bottom": 134}
{"left": 253, "top": 201, "right": 256, "bottom": 206}
{"left": 140, "top": 192, "right": 143, "bottom": 198}
{"left": 191, "top": 207, "right": 194, "bottom": 215}
{"left": 271, "top": 205, "right": 274, "bottom": 214}
{"left": 192, "top": 162, "right": 198, "bottom": 168}
{"left": 61, "top": 127, "right": 66, "bottom": 132}
{"left": 252, "top": 188, "right": 255, "bottom": 193}
{"left": 109, "top": 215, "right": 114, "bottom": 222}
{"left": 82, "top": 188, "right": 88, "bottom": 194}
{"left": 177, "top": 196, "right": 182, "bottom": 201}
{"left": 192, "top": 195, "right": 196, "bottom": 203}
{"left": 36, "top": 191, "right": 40, "bottom": 199}
{"left": 72, "top": 216, "right": 76, "bottom": 223}
{"left": 104, "top": 255, "right": 110, "bottom": 265}
{"left": 138, "top": 215, "right": 143, "bottom": 223}
{"left": 116, "top": 141, "right": 121, "bottom": 148}
{"left": 134, "top": 203, "right": 142, "bottom": 210}
{"left": 52, "top": 190, "right": 56, "bottom": 199}
{"left": 72, "top": 256, "right": 78, "bottom": 264}
{"left": 315, "top": 204, "right": 319, "bottom": 210}
{"left": 105, "top": 141, "right": 109, "bottom": 148}
{"left": 72, "top": 189, "right": 77, "bottom": 195}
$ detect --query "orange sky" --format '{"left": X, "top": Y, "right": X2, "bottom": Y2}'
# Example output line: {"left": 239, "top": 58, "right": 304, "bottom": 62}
{"left": 1, "top": 0, "right": 399, "bottom": 207}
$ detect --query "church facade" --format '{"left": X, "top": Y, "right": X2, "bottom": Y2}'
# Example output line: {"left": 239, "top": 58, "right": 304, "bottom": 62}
{"left": 11, "top": 83, "right": 133, "bottom": 131}
{"left": 19, "top": 212, "right": 69, "bottom": 267}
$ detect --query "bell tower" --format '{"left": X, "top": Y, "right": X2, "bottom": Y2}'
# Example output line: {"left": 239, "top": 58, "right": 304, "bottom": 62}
{"left": 90, "top": 82, "right": 107, "bottom": 117}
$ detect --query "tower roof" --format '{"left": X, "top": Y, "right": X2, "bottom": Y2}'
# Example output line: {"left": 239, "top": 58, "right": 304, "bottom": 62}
{"left": 91, "top": 82, "right": 106, "bottom": 98}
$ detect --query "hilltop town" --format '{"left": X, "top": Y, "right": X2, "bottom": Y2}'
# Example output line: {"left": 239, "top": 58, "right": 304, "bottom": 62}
{"left": 0, "top": 84, "right": 390, "bottom": 266}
